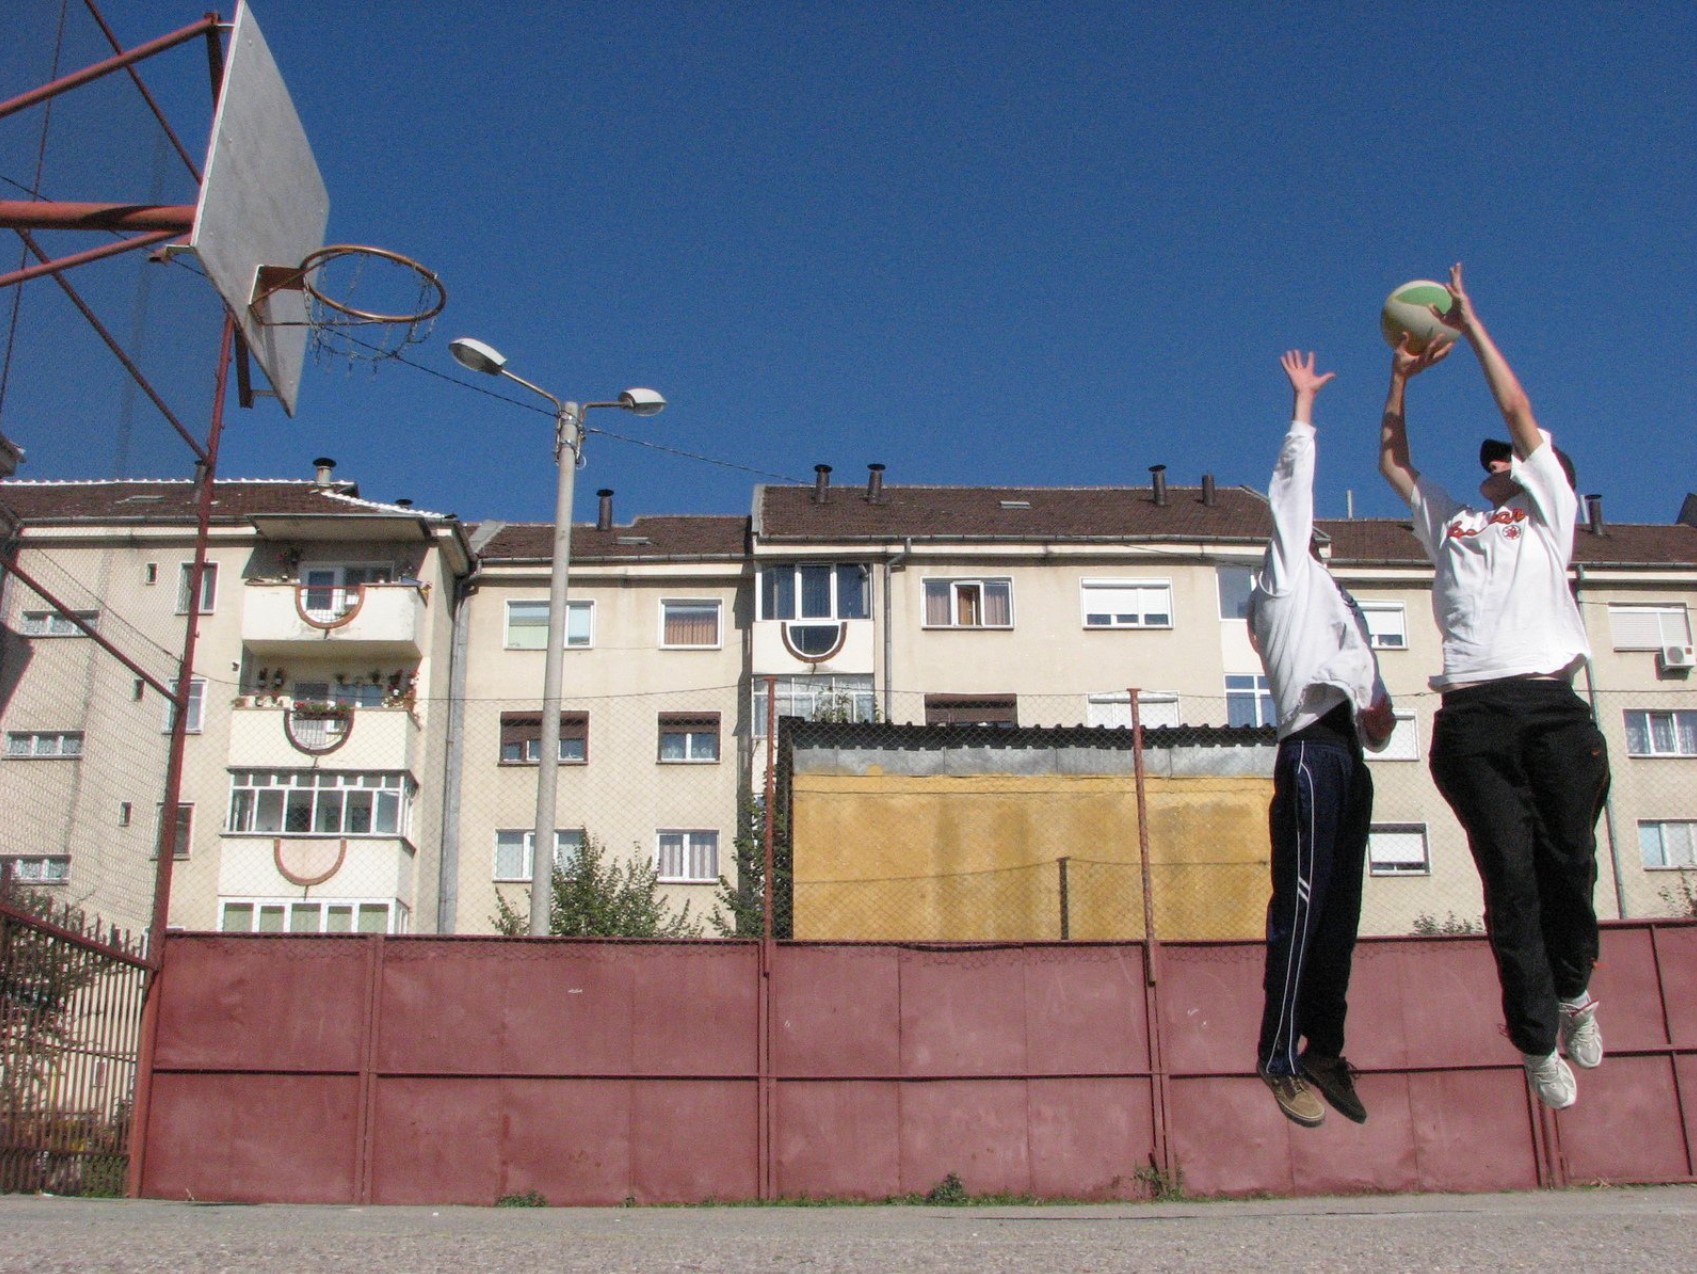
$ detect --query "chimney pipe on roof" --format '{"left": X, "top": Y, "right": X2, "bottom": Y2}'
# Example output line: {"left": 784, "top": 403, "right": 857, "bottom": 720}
{"left": 814, "top": 464, "right": 832, "bottom": 504}
{"left": 312, "top": 456, "right": 336, "bottom": 487}
{"left": 597, "top": 489, "right": 614, "bottom": 531}
{"left": 1585, "top": 493, "right": 1605, "bottom": 536}
{"left": 1201, "top": 473, "right": 1216, "bottom": 507}
{"left": 1149, "top": 464, "right": 1168, "bottom": 507}
{"left": 866, "top": 463, "right": 885, "bottom": 503}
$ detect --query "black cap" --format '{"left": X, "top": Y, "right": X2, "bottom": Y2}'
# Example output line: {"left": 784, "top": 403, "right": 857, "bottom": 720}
{"left": 1480, "top": 438, "right": 1576, "bottom": 489}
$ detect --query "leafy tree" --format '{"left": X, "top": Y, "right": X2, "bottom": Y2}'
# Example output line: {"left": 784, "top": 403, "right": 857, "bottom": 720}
{"left": 711, "top": 790, "right": 791, "bottom": 938}
{"left": 492, "top": 832, "right": 701, "bottom": 937}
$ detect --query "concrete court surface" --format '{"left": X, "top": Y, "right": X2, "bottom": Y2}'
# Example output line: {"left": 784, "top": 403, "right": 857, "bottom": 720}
{"left": 3, "top": 1186, "right": 1695, "bottom": 1273}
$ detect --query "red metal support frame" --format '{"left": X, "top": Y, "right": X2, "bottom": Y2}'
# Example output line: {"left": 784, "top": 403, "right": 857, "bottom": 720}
{"left": 124, "top": 310, "right": 235, "bottom": 1198}
{"left": 758, "top": 675, "right": 779, "bottom": 1199}
{"left": 0, "top": 17, "right": 222, "bottom": 122}
{"left": 0, "top": 228, "right": 183, "bottom": 291}
{"left": 13, "top": 229, "right": 206, "bottom": 461}
{"left": 1129, "top": 688, "right": 1173, "bottom": 1186}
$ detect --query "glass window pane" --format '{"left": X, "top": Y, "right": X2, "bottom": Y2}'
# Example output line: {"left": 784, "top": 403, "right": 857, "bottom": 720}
{"left": 325, "top": 905, "right": 353, "bottom": 934}
{"left": 800, "top": 565, "right": 832, "bottom": 618}
{"left": 836, "top": 565, "right": 868, "bottom": 619}
{"left": 314, "top": 790, "right": 344, "bottom": 834}
{"left": 289, "top": 904, "right": 321, "bottom": 933}
{"left": 375, "top": 791, "right": 400, "bottom": 834}
{"left": 345, "top": 791, "right": 374, "bottom": 835}
{"left": 762, "top": 568, "right": 794, "bottom": 620}
{"left": 357, "top": 904, "right": 389, "bottom": 934}
{"left": 565, "top": 601, "right": 593, "bottom": 647}
{"left": 221, "top": 903, "right": 253, "bottom": 933}
{"left": 258, "top": 905, "right": 286, "bottom": 933}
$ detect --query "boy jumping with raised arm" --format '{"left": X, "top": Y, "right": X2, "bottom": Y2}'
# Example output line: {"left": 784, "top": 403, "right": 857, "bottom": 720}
{"left": 1249, "top": 351, "right": 1395, "bottom": 1127}
{"left": 1378, "top": 264, "right": 1611, "bottom": 1111}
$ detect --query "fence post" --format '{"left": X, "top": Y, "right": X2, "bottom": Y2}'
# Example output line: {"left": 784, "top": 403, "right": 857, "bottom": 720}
{"left": 758, "top": 675, "right": 778, "bottom": 1201}
{"left": 1057, "top": 856, "right": 1070, "bottom": 940}
{"left": 1129, "top": 687, "right": 1174, "bottom": 1187}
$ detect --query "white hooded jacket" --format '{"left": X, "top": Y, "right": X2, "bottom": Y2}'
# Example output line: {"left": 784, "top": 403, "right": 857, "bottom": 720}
{"left": 1247, "top": 420, "right": 1390, "bottom": 745}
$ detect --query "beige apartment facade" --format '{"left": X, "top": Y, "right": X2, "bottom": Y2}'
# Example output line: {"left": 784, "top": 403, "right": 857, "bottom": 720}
{"left": 0, "top": 470, "right": 473, "bottom": 940}
{"left": 2, "top": 464, "right": 1694, "bottom": 942}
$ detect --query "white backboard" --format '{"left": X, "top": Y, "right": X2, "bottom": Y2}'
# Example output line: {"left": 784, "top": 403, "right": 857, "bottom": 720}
{"left": 190, "top": 2, "right": 328, "bottom": 416}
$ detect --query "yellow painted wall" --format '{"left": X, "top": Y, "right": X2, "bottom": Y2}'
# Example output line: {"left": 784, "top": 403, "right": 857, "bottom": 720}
{"left": 791, "top": 771, "right": 1271, "bottom": 941}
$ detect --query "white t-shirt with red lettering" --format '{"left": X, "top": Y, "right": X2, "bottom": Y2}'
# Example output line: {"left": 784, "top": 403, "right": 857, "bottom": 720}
{"left": 1405, "top": 432, "right": 1590, "bottom": 691}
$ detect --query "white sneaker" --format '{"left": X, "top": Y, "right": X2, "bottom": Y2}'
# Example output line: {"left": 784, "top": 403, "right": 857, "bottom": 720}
{"left": 1559, "top": 997, "right": 1603, "bottom": 1069}
{"left": 1524, "top": 1050, "right": 1577, "bottom": 1110}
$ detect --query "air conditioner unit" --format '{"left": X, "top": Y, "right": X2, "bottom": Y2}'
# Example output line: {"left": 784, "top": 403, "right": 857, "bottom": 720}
{"left": 1657, "top": 644, "right": 1696, "bottom": 672}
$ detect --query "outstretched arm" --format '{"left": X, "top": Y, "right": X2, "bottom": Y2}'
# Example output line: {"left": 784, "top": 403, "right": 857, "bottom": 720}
{"left": 1378, "top": 335, "right": 1451, "bottom": 503}
{"left": 1282, "top": 348, "right": 1334, "bottom": 426}
{"left": 1435, "top": 262, "right": 1542, "bottom": 459}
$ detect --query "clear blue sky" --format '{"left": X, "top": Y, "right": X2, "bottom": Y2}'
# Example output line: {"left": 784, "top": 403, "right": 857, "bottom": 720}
{"left": 2, "top": 1, "right": 1692, "bottom": 526}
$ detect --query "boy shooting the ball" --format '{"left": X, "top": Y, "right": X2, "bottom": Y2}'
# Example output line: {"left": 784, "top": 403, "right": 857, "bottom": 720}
{"left": 1378, "top": 263, "right": 1611, "bottom": 1111}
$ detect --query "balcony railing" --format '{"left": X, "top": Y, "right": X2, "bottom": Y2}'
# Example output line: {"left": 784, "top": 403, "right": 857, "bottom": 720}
{"left": 241, "top": 582, "right": 428, "bottom": 658}
{"left": 227, "top": 702, "right": 421, "bottom": 771}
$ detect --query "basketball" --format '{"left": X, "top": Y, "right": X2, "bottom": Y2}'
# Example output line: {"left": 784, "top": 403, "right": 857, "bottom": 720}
{"left": 1380, "top": 279, "right": 1457, "bottom": 353}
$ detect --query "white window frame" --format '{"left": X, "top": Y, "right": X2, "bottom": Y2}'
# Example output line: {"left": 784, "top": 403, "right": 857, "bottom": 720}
{"left": 155, "top": 802, "right": 194, "bottom": 860}
{"left": 162, "top": 677, "right": 206, "bottom": 734}
{"left": 1624, "top": 709, "right": 1697, "bottom": 757}
{"left": 1358, "top": 601, "right": 1408, "bottom": 650}
{"left": 1081, "top": 578, "right": 1173, "bottom": 630}
{"left": 176, "top": 561, "right": 219, "bottom": 614}
{"left": 656, "top": 829, "right": 719, "bottom": 883}
{"left": 660, "top": 599, "right": 723, "bottom": 649}
{"left": 493, "top": 828, "right": 584, "bottom": 882}
{"left": 498, "top": 712, "right": 588, "bottom": 765}
{"left": 299, "top": 563, "right": 392, "bottom": 624}
{"left": 759, "top": 563, "right": 871, "bottom": 621}
{"left": 504, "top": 599, "right": 594, "bottom": 650}
{"left": 1639, "top": 820, "right": 1697, "bottom": 869}
{"left": 225, "top": 770, "right": 412, "bottom": 837}
{"left": 658, "top": 713, "right": 721, "bottom": 763}
{"left": 1368, "top": 825, "right": 1431, "bottom": 876}
{"left": 5, "top": 731, "right": 83, "bottom": 758}
{"left": 1216, "top": 566, "right": 1254, "bottom": 621}
{"left": 1609, "top": 604, "right": 1692, "bottom": 651}
{"left": 1224, "top": 674, "right": 1275, "bottom": 728}
{"left": 1371, "top": 712, "right": 1420, "bottom": 761}
{"left": 19, "top": 609, "right": 98, "bottom": 637}
{"left": 2, "top": 855, "right": 71, "bottom": 884}
{"left": 753, "top": 674, "right": 875, "bottom": 738}
{"left": 922, "top": 578, "right": 1014, "bottom": 630}
{"left": 218, "top": 898, "right": 410, "bottom": 935}
{"left": 1086, "top": 692, "right": 1181, "bottom": 729}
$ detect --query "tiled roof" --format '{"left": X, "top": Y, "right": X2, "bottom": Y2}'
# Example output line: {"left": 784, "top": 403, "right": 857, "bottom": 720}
{"left": 0, "top": 479, "right": 453, "bottom": 524}
{"left": 1321, "top": 516, "right": 1697, "bottom": 568}
{"left": 474, "top": 515, "right": 749, "bottom": 563}
{"left": 757, "top": 482, "right": 1273, "bottom": 543}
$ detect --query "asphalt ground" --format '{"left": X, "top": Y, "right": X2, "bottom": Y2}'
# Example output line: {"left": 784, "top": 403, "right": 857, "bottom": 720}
{"left": 3, "top": 1186, "right": 1694, "bottom": 1273}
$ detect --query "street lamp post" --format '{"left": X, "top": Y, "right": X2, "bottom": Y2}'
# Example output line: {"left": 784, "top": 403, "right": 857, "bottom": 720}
{"left": 448, "top": 337, "right": 664, "bottom": 936}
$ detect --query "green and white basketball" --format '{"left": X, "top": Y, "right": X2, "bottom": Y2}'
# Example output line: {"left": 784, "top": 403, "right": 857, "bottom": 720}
{"left": 1380, "top": 279, "right": 1457, "bottom": 353}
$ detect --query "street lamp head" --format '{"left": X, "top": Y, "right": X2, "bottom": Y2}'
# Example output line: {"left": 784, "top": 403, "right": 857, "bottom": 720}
{"left": 619, "top": 388, "right": 666, "bottom": 417}
{"left": 448, "top": 337, "right": 507, "bottom": 376}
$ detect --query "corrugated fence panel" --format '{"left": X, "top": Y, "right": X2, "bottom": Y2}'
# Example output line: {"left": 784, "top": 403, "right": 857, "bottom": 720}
{"left": 138, "top": 921, "right": 1697, "bottom": 1204}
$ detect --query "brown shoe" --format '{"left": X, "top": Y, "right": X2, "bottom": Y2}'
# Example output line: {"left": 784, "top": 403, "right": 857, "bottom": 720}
{"left": 1260, "top": 1068, "right": 1325, "bottom": 1127}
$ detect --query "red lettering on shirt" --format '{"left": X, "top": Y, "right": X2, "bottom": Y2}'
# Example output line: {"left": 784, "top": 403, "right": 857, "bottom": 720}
{"left": 1446, "top": 507, "right": 1527, "bottom": 540}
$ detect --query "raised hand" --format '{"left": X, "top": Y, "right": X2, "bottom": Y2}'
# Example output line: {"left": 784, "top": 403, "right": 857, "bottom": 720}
{"left": 1434, "top": 261, "right": 1478, "bottom": 334}
{"left": 1391, "top": 332, "right": 1453, "bottom": 380}
{"left": 1280, "top": 350, "right": 1335, "bottom": 396}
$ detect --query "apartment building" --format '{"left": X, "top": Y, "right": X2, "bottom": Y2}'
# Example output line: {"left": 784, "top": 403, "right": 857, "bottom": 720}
{"left": 0, "top": 466, "right": 472, "bottom": 938}
{"left": 2, "top": 461, "right": 1693, "bottom": 940}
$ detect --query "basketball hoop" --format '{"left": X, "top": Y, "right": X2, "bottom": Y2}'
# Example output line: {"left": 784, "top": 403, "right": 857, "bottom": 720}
{"left": 252, "top": 244, "right": 446, "bottom": 367}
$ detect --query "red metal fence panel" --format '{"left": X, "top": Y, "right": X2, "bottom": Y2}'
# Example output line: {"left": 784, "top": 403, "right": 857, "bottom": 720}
{"left": 135, "top": 922, "right": 1697, "bottom": 1205}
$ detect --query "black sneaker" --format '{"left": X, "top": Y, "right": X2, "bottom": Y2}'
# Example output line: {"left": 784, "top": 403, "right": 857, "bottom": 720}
{"left": 1301, "top": 1053, "right": 1367, "bottom": 1124}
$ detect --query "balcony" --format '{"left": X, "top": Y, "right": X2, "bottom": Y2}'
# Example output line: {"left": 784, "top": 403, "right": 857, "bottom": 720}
{"left": 752, "top": 617, "right": 875, "bottom": 676}
{"left": 241, "top": 582, "right": 428, "bottom": 658}
{"left": 227, "top": 702, "right": 421, "bottom": 772}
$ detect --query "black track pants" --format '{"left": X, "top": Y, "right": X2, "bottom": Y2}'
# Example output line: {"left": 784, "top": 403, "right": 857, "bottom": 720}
{"left": 1429, "top": 679, "right": 1610, "bottom": 1057}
